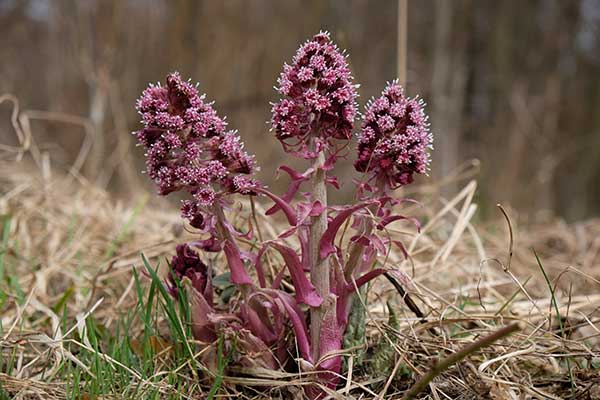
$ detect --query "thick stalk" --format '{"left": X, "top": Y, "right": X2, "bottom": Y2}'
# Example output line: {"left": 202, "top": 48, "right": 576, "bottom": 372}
{"left": 309, "top": 148, "right": 330, "bottom": 361}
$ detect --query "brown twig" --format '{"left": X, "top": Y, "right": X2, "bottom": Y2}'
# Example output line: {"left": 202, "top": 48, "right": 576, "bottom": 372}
{"left": 402, "top": 322, "right": 520, "bottom": 399}
{"left": 384, "top": 272, "right": 438, "bottom": 336}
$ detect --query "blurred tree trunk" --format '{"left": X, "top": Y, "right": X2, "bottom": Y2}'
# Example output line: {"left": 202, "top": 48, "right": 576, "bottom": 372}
{"left": 431, "top": 0, "right": 469, "bottom": 196}
{"left": 169, "top": 0, "right": 199, "bottom": 75}
{"left": 538, "top": 0, "right": 580, "bottom": 217}
{"left": 577, "top": 77, "right": 600, "bottom": 218}
{"left": 488, "top": 1, "right": 518, "bottom": 210}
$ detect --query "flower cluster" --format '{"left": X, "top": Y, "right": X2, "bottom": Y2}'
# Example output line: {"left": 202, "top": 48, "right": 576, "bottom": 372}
{"left": 354, "top": 81, "right": 432, "bottom": 189}
{"left": 135, "top": 72, "right": 258, "bottom": 225}
{"left": 271, "top": 31, "right": 358, "bottom": 158}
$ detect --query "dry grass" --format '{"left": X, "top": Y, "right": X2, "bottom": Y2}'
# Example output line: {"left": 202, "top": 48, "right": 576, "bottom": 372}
{"left": 0, "top": 160, "right": 599, "bottom": 398}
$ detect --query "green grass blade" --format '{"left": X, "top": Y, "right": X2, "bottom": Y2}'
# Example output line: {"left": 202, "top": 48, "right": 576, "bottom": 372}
{"left": 495, "top": 276, "right": 532, "bottom": 316}
{"left": 0, "top": 216, "right": 11, "bottom": 285}
{"left": 207, "top": 335, "right": 234, "bottom": 400}
{"left": 533, "top": 249, "right": 575, "bottom": 395}
{"left": 140, "top": 254, "right": 199, "bottom": 370}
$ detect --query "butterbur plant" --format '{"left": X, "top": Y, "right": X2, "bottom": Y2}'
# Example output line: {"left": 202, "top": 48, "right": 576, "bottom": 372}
{"left": 134, "top": 31, "right": 432, "bottom": 398}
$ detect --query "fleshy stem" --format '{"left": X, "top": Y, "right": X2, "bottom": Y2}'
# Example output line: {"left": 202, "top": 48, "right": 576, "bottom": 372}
{"left": 309, "top": 140, "right": 330, "bottom": 361}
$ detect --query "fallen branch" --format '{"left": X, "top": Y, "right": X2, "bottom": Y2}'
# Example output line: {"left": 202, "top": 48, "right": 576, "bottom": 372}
{"left": 402, "top": 322, "right": 520, "bottom": 400}
{"left": 384, "top": 272, "right": 438, "bottom": 336}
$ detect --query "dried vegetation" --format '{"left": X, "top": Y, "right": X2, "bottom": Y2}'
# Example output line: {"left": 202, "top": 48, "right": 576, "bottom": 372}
{"left": 0, "top": 100, "right": 599, "bottom": 399}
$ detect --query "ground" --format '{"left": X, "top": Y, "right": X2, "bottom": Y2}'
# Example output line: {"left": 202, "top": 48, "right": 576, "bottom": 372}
{"left": 0, "top": 162, "right": 599, "bottom": 399}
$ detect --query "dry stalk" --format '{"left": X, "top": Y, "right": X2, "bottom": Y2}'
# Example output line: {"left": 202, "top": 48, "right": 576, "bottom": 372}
{"left": 402, "top": 323, "right": 520, "bottom": 400}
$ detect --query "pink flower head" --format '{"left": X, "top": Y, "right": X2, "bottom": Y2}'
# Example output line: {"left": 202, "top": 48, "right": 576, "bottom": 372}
{"left": 354, "top": 81, "right": 432, "bottom": 189}
{"left": 135, "top": 72, "right": 259, "bottom": 225}
{"left": 271, "top": 32, "right": 358, "bottom": 158}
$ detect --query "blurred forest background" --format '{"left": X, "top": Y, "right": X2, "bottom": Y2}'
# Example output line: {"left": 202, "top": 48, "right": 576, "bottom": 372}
{"left": 1, "top": 0, "right": 599, "bottom": 222}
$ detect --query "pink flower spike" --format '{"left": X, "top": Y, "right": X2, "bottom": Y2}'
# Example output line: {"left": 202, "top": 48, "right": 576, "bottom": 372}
{"left": 135, "top": 72, "right": 261, "bottom": 227}
{"left": 271, "top": 31, "right": 358, "bottom": 158}
{"left": 355, "top": 80, "right": 432, "bottom": 191}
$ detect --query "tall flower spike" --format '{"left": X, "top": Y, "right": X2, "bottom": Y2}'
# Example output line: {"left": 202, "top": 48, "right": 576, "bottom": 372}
{"left": 271, "top": 31, "right": 358, "bottom": 159}
{"left": 354, "top": 80, "right": 432, "bottom": 190}
{"left": 135, "top": 72, "right": 259, "bottom": 225}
